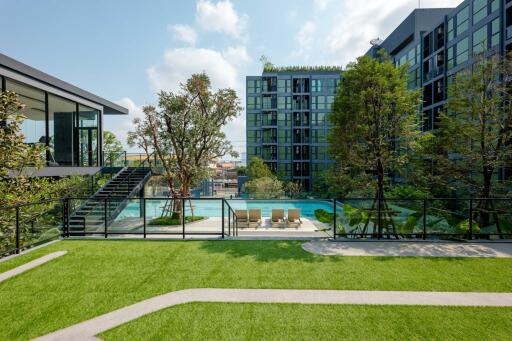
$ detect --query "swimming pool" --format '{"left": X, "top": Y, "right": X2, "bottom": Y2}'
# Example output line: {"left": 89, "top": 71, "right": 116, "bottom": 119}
{"left": 116, "top": 199, "right": 336, "bottom": 220}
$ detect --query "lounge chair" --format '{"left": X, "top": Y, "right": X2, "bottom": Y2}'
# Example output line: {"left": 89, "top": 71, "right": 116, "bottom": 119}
{"left": 271, "top": 209, "right": 285, "bottom": 228}
{"left": 287, "top": 209, "right": 302, "bottom": 229}
{"left": 248, "top": 209, "right": 262, "bottom": 229}
{"left": 234, "top": 210, "right": 248, "bottom": 229}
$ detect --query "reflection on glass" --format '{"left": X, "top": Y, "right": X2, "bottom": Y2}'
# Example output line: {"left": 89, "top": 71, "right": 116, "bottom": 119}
{"left": 78, "top": 105, "right": 99, "bottom": 166}
{"left": 48, "top": 94, "right": 75, "bottom": 166}
{"left": 5, "top": 79, "right": 46, "bottom": 145}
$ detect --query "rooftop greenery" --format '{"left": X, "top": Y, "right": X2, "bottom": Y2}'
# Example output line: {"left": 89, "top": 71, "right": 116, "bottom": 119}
{"left": 263, "top": 65, "right": 343, "bottom": 73}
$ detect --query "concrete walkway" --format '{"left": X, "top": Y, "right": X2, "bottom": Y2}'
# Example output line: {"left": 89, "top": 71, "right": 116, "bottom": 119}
{"left": 34, "top": 288, "right": 512, "bottom": 341}
{"left": 0, "top": 251, "right": 67, "bottom": 283}
{"left": 303, "top": 241, "right": 512, "bottom": 258}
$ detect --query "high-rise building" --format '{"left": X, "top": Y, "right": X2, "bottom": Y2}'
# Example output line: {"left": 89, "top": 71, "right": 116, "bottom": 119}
{"left": 367, "top": 1, "right": 509, "bottom": 134}
{"left": 246, "top": 68, "right": 342, "bottom": 190}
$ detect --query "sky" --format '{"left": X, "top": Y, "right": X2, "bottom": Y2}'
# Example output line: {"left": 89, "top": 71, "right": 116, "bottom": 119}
{"left": 0, "top": 0, "right": 461, "bottom": 155}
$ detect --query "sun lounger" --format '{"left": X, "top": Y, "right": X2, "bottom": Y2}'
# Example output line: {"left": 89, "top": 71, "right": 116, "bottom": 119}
{"left": 287, "top": 208, "right": 302, "bottom": 229}
{"left": 234, "top": 210, "right": 248, "bottom": 229}
{"left": 271, "top": 209, "right": 285, "bottom": 228}
{"left": 248, "top": 209, "right": 262, "bottom": 229}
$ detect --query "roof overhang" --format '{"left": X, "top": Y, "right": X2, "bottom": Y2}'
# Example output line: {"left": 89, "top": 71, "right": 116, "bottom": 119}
{"left": 0, "top": 53, "right": 128, "bottom": 115}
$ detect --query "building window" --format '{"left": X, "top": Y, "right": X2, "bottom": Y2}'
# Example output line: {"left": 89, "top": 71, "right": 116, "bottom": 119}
{"left": 277, "top": 79, "right": 291, "bottom": 93}
{"left": 278, "top": 112, "right": 291, "bottom": 127}
{"left": 456, "top": 37, "right": 469, "bottom": 65}
{"left": 247, "top": 113, "right": 260, "bottom": 127}
{"left": 278, "top": 162, "right": 292, "bottom": 177}
{"left": 247, "top": 79, "right": 261, "bottom": 94}
{"left": 247, "top": 130, "right": 261, "bottom": 144}
{"left": 311, "top": 128, "right": 326, "bottom": 143}
{"left": 408, "top": 69, "right": 421, "bottom": 89}
{"left": 491, "top": 17, "right": 500, "bottom": 47}
{"left": 457, "top": 6, "right": 470, "bottom": 35}
{"left": 78, "top": 105, "right": 99, "bottom": 166}
{"left": 491, "top": 0, "right": 499, "bottom": 13}
{"left": 448, "top": 17, "right": 455, "bottom": 42}
{"left": 312, "top": 96, "right": 326, "bottom": 110}
{"left": 277, "top": 96, "right": 292, "bottom": 110}
{"left": 473, "top": 25, "right": 488, "bottom": 54}
{"left": 278, "top": 146, "right": 292, "bottom": 160}
{"left": 278, "top": 129, "right": 292, "bottom": 144}
{"left": 247, "top": 147, "right": 261, "bottom": 159}
{"left": 312, "top": 146, "right": 326, "bottom": 160}
{"left": 326, "top": 96, "right": 335, "bottom": 110}
{"left": 473, "top": 0, "right": 487, "bottom": 24}
{"left": 312, "top": 112, "right": 325, "bottom": 127}
{"left": 5, "top": 79, "right": 46, "bottom": 146}
{"left": 48, "top": 94, "right": 76, "bottom": 166}
{"left": 312, "top": 79, "right": 322, "bottom": 92}
{"left": 247, "top": 96, "right": 261, "bottom": 110}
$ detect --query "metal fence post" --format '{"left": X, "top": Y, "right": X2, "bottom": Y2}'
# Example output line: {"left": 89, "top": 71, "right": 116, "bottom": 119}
{"left": 182, "top": 198, "right": 186, "bottom": 239}
{"left": 228, "top": 205, "right": 231, "bottom": 236}
{"left": 222, "top": 199, "right": 225, "bottom": 239}
{"left": 377, "top": 196, "right": 382, "bottom": 240}
{"left": 469, "top": 198, "right": 473, "bottom": 240}
{"left": 15, "top": 206, "right": 20, "bottom": 254}
{"left": 104, "top": 198, "right": 108, "bottom": 239}
{"left": 332, "top": 199, "right": 337, "bottom": 240}
{"left": 143, "top": 198, "right": 147, "bottom": 239}
{"left": 423, "top": 199, "right": 427, "bottom": 240}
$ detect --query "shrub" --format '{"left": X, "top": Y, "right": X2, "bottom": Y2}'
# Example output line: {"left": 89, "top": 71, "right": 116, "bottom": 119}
{"left": 455, "top": 219, "right": 480, "bottom": 234}
{"left": 314, "top": 209, "right": 333, "bottom": 223}
{"left": 149, "top": 216, "right": 204, "bottom": 226}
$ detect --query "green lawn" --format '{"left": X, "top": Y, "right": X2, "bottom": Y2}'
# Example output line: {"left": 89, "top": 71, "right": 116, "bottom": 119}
{"left": 0, "top": 240, "right": 511, "bottom": 340}
{"left": 100, "top": 302, "right": 512, "bottom": 341}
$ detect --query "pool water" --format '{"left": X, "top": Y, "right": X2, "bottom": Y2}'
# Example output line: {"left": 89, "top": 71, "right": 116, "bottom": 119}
{"left": 117, "top": 199, "right": 336, "bottom": 220}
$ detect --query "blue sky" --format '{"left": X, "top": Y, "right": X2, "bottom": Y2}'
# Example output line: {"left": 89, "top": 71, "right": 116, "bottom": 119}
{"left": 0, "top": 0, "right": 460, "bottom": 154}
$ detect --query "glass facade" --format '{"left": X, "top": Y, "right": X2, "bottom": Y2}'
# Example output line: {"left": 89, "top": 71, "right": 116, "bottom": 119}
{"left": 246, "top": 72, "right": 340, "bottom": 190}
{"left": 1, "top": 76, "right": 101, "bottom": 167}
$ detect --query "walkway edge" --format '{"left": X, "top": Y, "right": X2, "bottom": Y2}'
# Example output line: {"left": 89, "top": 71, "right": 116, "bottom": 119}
{"left": 33, "top": 288, "right": 512, "bottom": 341}
{"left": 0, "top": 251, "right": 67, "bottom": 283}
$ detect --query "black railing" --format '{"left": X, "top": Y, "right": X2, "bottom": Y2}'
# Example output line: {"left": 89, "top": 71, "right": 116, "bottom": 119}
{"left": 1, "top": 196, "right": 511, "bottom": 257}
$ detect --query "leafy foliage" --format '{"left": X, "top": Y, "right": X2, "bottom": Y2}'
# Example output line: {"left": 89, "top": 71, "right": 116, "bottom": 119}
{"left": 246, "top": 157, "right": 274, "bottom": 179}
{"left": 103, "top": 131, "right": 124, "bottom": 165}
{"left": 327, "top": 53, "right": 426, "bottom": 199}
{"left": 244, "top": 177, "right": 283, "bottom": 199}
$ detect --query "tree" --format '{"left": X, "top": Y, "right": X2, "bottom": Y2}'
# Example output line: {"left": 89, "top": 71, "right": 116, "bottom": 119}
{"left": 103, "top": 131, "right": 124, "bottom": 166}
{"left": 244, "top": 177, "right": 283, "bottom": 199}
{"left": 128, "top": 73, "right": 240, "bottom": 217}
{"left": 246, "top": 157, "right": 274, "bottom": 179}
{"left": 433, "top": 53, "right": 512, "bottom": 229}
{"left": 328, "top": 53, "right": 425, "bottom": 235}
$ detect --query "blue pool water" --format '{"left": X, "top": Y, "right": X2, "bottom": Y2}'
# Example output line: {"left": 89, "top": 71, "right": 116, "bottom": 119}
{"left": 117, "top": 199, "right": 336, "bottom": 220}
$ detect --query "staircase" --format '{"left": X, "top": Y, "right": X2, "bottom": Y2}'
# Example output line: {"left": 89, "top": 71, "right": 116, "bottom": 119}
{"left": 68, "top": 167, "right": 152, "bottom": 235}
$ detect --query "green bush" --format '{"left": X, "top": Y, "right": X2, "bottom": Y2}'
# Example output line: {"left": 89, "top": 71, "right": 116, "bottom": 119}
{"left": 455, "top": 219, "right": 480, "bottom": 234}
{"left": 314, "top": 209, "right": 333, "bottom": 223}
{"left": 148, "top": 216, "right": 204, "bottom": 226}
{"left": 387, "top": 185, "right": 430, "bottom": 200}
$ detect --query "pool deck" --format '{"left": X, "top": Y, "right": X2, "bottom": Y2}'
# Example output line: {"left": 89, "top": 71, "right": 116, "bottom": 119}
{"left": 106, "top": 216, "right": 332, "bottom": 239}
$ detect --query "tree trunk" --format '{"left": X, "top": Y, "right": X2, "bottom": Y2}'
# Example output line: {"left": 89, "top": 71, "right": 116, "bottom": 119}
{"left": 478, "top": 167, "right": 493, "bottom": 227}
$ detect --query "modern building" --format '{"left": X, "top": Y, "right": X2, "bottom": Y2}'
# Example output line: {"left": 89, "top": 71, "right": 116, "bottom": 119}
{"left": 367, "top": 1, "right": 509, "bottom": 134}
{"left": 246, "top": 68, "right": 342, "bottom": 190}
{"left": 0, "top": 53, "right": 128, "bottom": 176}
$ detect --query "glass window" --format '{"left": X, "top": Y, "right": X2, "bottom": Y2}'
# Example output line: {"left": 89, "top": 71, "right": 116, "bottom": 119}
{"left": 447, "top": 46, "right": 455, "bottom": 70}
{"left": 491, "top": 17, "right": 500, "bottom": 47}
{"left": 312, "top": 79, "right": 322, "bottom": 92}
{"left": 78, "top": 105, "right": 99, "bottom": 166}
{"left": 447, "top": 18, "right": 455, "bottom": 42}
{"left": 278, "top": 130, "right": 292, "bottom": 144}
{"left": 48, "top": 94, "right": 76, "bottom": 166}
{"left": 247, "top": 147, "right": 261, "bottom": 159}
{"left": 277, "top": 79, "right": 291, "bottom": 93}
{"left": 311, "top": 129, "right": 326, "bottom": 143}
{"left": 247, "top": 96, "right": 261, "bottom": 110}
{"left": 5, "top": 79, "right": 46, "bottom": 146}
{"left": 326, "top": 96, "right": 335, "bottom": 110}
{"left": 277, "top": 96, "right": 292, "bottom": 110}
{"left": 277, "top": 112, "right": 291, "bottom": 127}
{"left": 457, "top": 6, "right": 470, "bottom": 35}
{"left": 247, "top": 79, "right": 261, "bottom": 94}
{"left": 473, "top": 0, "right": 487, "bottom": 24}
{"left": 456, "top": 37, "right": 469, "bottom": 65}
{"left": 490, "top": 0, "right": 499, "bottom": 12}
{"left": 312, "top": 146, "right": 326, "bottom": 160}
{"left": 247, "top": 113, "right": 260, "bottom": 127}
{"left": 247, "top": 130, "right": 261, "bottom": 143}
{"left": 472, "top": 25, "right": 488, "bottom": 54}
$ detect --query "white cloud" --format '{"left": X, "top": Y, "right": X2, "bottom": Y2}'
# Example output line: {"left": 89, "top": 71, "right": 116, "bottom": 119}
{"left": 314, "top": 0, "right": 331, "bottom": 11}
{"left": 168, "top": 24, "right": 197, "bottom": 45}
{"left": 294, "top": 21, "right": 316, "bottom": 60}
{"left": 147, "top": 46, "right": 251, "bottom": 155}
{"left": 103, "top": 97, "right": 144, "bottom": 151}
{"left": 326, "top": 0, "right": 462, "bottom": 66}
{"left": 196, "top": 0, "right": 248, "bottom": 39}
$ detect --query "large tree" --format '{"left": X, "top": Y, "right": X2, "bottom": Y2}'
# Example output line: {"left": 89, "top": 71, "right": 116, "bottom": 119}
{"left": 433, "top": 53, "right": 512, "bottom": 228}
{"left": 128, "top": 73, "right": 240, "bottom": 216}
{"left": 103, "top": 131, "right": 124, "bottom": 166}
{"left": 328, "top": 54, "right": 425, "bottom": 234}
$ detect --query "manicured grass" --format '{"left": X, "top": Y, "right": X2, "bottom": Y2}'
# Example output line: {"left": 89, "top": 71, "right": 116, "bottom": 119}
{"left": 100, "top": 302, "right": 512, "bottom": 341}
{"left": 148, "top": 215, "right": 204, "bottom": 226}
{"left": 0, "top": 240, "right": 511, "bottom": 340}
{"left": 0, "top": 243, "right": 57, "bottom": 274}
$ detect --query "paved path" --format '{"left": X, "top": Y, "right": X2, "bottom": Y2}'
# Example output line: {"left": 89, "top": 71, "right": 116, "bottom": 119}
{"left": 34, "top": 288, "right": 512, "bottom": 341}
{"left": 0, "top": 251, "right": 66, "bottom": 283}
{"left": 303, "top": 241, "right": 512, "bottom": 257}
